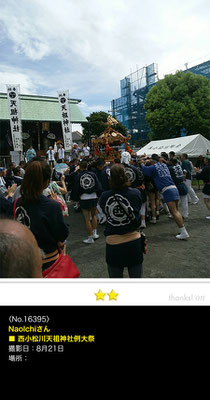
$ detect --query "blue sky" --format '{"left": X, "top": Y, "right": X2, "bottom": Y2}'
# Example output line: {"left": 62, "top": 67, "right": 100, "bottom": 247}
{"left": 0, "top": 0, "right": 210, "bottom": 120}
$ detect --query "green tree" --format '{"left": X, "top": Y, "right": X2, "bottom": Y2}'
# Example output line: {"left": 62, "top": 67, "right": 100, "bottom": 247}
{"left": 81, "top": 111, "right": 127, "bottom": 144}
{"left": 144, "top": 71, "right": 210, "bottom": 140}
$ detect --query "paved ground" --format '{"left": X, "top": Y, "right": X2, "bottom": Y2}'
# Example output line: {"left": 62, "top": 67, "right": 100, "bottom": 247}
{"left": 65, "top": 187, "right": 210, "bottom": 279}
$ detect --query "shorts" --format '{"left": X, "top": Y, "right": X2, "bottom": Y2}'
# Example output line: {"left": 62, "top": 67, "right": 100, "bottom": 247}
{"left": 106, "top": 238, "right": 143, "bottom": 267}
{"left": 162, "top": 186, "right": 180, "bottom": 203}
{"left": 140, "top": 188, "right": 147, "bottom": 203}
{"left": 80, "top": 198, "right": 98, "bottom": 209}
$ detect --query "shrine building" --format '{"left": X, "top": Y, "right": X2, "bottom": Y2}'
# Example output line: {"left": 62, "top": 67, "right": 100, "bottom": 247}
{"left": 0, "top": 92, "right": 87, "bottom": 162}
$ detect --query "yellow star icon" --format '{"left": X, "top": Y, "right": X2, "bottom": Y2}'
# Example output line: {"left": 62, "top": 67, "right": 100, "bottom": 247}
{"left": 107, "top": 289, "right": 119, "bottom": 301}
{"left": 95, "top": 289, "right": 106, "bottom": 301}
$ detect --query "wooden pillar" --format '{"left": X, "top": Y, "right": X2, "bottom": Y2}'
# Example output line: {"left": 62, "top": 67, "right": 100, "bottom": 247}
{"left": 37, "top": 122, "right": 41, "bottom": 151}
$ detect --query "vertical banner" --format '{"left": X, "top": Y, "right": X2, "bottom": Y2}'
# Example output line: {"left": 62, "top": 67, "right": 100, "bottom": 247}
{"left": 6, "top": 84, "right": 23, "bottom": 152}
{"left": 57, "top": 90, "right": 72, "bottom": 150}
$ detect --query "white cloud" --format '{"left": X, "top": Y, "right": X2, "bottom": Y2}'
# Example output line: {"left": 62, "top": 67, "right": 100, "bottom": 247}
{"left": 0, "top": 0, "right": 209, "bottom": 113}
{"left": 79, "top": 101, "right": 110, "bottom": 116}
{"left": 0, "top": 66, "right": 38, "bottom": 93}
{"left": 2, "top": 0, "right": 208, "bottom": 73}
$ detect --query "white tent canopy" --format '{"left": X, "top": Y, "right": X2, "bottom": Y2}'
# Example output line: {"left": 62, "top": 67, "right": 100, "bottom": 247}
{"left": 136, "top": 134, "right": 210, "bottom": 158}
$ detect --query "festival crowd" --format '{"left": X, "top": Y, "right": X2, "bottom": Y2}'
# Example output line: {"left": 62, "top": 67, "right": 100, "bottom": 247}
{"left": 0, "top": 143, "right": 210, "bottom": 279}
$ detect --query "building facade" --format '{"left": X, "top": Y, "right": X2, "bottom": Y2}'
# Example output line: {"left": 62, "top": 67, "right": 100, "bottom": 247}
{"left": 111, "top": 60, "right": 210, "bottom": 145}
{"left": 111, "top": 63, "right": 158, "bottom": 146}
{"left": 187, "top": 59, "right": 210, "bottom": 79}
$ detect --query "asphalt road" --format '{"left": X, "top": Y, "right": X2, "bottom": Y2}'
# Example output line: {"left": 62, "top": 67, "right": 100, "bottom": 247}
{"left": 65, "top": 187, "right": 210, "bottom": 279}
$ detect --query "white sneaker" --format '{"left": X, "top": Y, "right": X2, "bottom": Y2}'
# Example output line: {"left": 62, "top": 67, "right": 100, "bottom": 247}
{"left": 192, "top": 200, "right": 199, "bottom": 205}
{"left": 92, "top": 230, "right": 99, "bottom": 240}
{"left": 206, "top": 216, "right": 210, "bottom": 220}
{"left": 83, "top": 237, "right": 94, "bottom": 244}
{"left": 140, "top": 220, "right": 146, "bottom": 228}
{"left": 150, "top": 217, "right": 156, "bottom": 224}
{"left": 176, "top": 232, "right": 189, "bottom": 240}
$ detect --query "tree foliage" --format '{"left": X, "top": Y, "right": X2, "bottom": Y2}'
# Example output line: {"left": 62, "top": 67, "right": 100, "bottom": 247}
{"left": 81, "top": 111, "right": 127, "bottom": 143}
{"left": 144, "top": 71, "right": 210, "bottom": 140}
